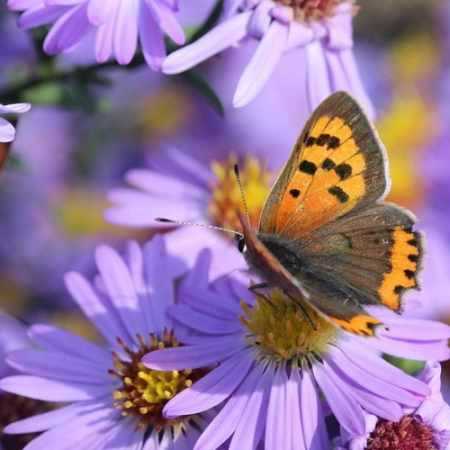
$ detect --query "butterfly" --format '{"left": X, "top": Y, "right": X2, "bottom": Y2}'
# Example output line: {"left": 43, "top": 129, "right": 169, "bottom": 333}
{"left": 236, "top": 91, "right": 423, "bottom": 336}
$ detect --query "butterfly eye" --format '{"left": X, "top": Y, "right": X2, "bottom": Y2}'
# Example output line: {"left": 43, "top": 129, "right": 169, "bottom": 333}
{"left": 236, "top": 235, "right": 247, "bottom": 253}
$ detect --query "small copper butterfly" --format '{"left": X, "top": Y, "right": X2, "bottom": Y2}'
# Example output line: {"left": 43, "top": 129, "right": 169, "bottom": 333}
{"left": 236, "top": 91, "right": 423, "bottom": 336}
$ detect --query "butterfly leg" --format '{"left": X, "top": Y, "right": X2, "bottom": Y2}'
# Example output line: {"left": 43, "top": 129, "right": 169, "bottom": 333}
{"left": 283, "top": 290, "right": 317, "bottom": 331}
{"left": 249, "top": 282, "right": 270, "bottom": 294}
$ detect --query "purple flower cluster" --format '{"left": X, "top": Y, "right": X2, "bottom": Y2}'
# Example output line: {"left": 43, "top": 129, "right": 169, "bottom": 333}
{"left": 7, "top": 0, "right": 185, "bottom": 69}
{"left": 0, "top": 238, "right": 449, "bottom": 449}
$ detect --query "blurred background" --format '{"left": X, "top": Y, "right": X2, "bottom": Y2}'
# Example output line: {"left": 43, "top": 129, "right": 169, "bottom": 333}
{"left": 0, "top": 0, "right": 448, "bottom": 378}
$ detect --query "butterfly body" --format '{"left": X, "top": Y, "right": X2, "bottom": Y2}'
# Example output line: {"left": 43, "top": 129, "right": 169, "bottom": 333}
{"left": 238, "top": 92, "right": 423, "bottom": 336}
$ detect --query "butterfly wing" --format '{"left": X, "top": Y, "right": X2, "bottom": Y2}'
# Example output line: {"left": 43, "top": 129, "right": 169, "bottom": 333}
{"left": 259, "top": 91, "right": 389, "bottom": 238}
{"left": 299, "top": 203, "right": 422, "bottom": 313}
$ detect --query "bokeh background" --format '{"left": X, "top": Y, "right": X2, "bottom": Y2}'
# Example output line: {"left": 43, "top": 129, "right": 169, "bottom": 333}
{"left": 0, "top": 0, "right": 449, "bottom": 386}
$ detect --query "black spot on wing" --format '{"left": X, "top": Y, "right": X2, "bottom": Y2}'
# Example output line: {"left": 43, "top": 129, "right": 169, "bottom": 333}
{"left": 408, "top": 254, "right": 419, "bottom": 263}
{"left": 289, "top": 189, "right": 301, "bottom": 198}
{"left": 335, "top": 163, "right": 352, "bottom": 180}
{"left": 316, "top": 134, "right": 330, "bottom": 146}
{"left": 328, "top": 136, "right": 340, "bottom": 149}
{"left": 394, "top": 285, "right": 404, "bottom": 294}
{"left": 404, "top": 269, "right": 415, "bottom": 279}
{"left": 328, "top": 186, "right": 349, "bottom": 203}
{"left": 299, "top": 160, "right": 317, "bottom": 175}
{"left": 322, "top": 158, "right": 336, "bottom": 170}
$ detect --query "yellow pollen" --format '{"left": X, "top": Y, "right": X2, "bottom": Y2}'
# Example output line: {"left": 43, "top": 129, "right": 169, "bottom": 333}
{"left": 241, "top": 290, "right": 337, "bottom": 363}
{"left": 110, "top": 329, "right": 208, "bottom": 431}
{"left": 208, "top": 154, "right": 272, "bottom": 232}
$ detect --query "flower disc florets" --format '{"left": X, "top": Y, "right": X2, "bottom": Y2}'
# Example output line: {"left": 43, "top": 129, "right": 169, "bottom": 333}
{"left": 241, "top": 290, "right": 338, "bottom": 364}
{"left": 366, "top": 415, "right": 437, "bottom": 450}
{"left": 275, "top": 0, "right": 348, "bottom": 22}
{"left": 208, "top": 155, "right": 272, "bottom": 232}
{"left": 110, "top": 329, "right": 206, "bottom": 431}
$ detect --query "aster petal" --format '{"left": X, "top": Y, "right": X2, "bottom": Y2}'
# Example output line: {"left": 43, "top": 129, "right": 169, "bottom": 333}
{"left": 179, "top": 248, "right": 213, "bottom": 293}
{"left": 181, "top": 288, "right": 241, "bottom": 320}
{"left": 17, "top": 406, "right": 117, "bottom": 450}
{"left": 18, "top": 5, "right": 67, "bottom": 29}
{"left": 286, "top": 22, "right": 315, "bottom": 50}
{"left": 0, "top": 117, "right": 16, "bottom": 143}
{"left": 95, "top": 245, "right": 147, "bottom": 339}
{"left": 0, "top": 313, "right": 29, "bottom": 353}
{"left": 368, "top": 321, "right": 450, "bottom": 362}
{"left": 313, "top": 361, "right": 365, "bottom": 435}
{"left": 324, "top": 3, "right": 353, "bottom": 50}
{"left": 233, "top": 20, "right": 289, "bottom": 108}
{"left": 87, "top": 0, "right": 115, "bottom": 25}
{"left": 139, "top": 2, "right": 166, "bottom": 70}
{"left": 337, "top": 49, "right": 375, "bottom": 120}
{"left": 229, "top": 365, "right": 272, "bottom": 450}
{"left": 166, "top": 227, "right": 246, "bottom": 280}
{"left": 265, "top": 367, "right": 289, "bottom": 450}
{"left": 0, "top": 103, "right": 31, "bottom": 114}
{"left": 4, "top": 401, "right": 100, "bottom": 434}
{"left": 194, "top": 364, "right": 263, "bottom": 450}
{"left": 305, "top": 40, "right": 332, "bottom": 110}
{"left": 168, "top": 304, "right": 240, "bottom": 335}
{"left": 144, "top": 335, "right": 244, "bottom": 370}
{"left": 337, "top": 339, "right": 429, "bottom": 396}
{"left": 162, "top": 351, "right": 254, "bottom": 417}
{"left": 326, "top": 346, "right": 423, "bottom": 409}
{"left": 64, "top": 272, "right": 131, "bottom": 347}
{"left": 142, "top": 235, "right": 177, "bottom": 333}
{"left": 0, "top": 375, "right": 106, "bottom": 401}
{"left": 162, "top": 12, "right": 252, "bottom": 74}
{"left": 29, "top": 324, "right": 110, "bottom": 367}
{"left": 7, "top": 349, "right": 111, "bottom": 384}
{"left": 126, "top": 169, "right": 205, "bottom": 200}
{"left": 151, "top": 148, "right": 213, "bottom": 188}
{"left": 106, "top": 188, "right": 200, "bottom": 226}
{"left": 43, "top": 3, "right": 91, "bottom": 54}
{"left": 95, "top": 13, "right": 115, "bottom": 62}
{"left": 113, "top": 0, "right": 139, "bottom": 65}
{"left": 286, "top": 369, "right": 306, "bottom": 450}
{"left": 301, "top": 370, "right": 329, "bottom": 450}
{"left": 146, "top": 0, "right": 185, "bottom": 45}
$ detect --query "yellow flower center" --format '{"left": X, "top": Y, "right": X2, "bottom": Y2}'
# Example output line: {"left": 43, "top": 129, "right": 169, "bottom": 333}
{"left": 241, "top": 290, "right": 337, "bottom": 363}
{"left": 208, "top": 155, "right": 272, "bottom": 232}
{"left": 110, "top": 330, "right": 206, "bottom": 431}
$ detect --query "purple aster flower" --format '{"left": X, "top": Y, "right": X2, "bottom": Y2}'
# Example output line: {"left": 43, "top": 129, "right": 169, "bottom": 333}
{"left": 0, "top": 103, "right": 30, "bottom": 143}
{"left": 105, "top": 146, "right": 286, "bottom": 279}
{"left": 144, "top": 252, "right": 450, "bottom": 449}
{"left": 163, "top": 0, "right": 374, "bottom": 113}
{"left": 7, "top": 0, "right": 185, "bottom": 70}
{"left": 0, "top": 237, "right": 215, "bottom": 450}
{"left": 334, "top": 362, "right": 450, "bottom": 450}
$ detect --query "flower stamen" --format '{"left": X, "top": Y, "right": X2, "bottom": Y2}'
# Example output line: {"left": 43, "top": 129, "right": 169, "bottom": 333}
{"left": 275, "top": 0, "right": 348, "bottom": 22}
{"left": 241, "top": 290, "right": 337, "bottom": 364}
{"left": 110, "top": 329, "right": 206, "bottom": 431}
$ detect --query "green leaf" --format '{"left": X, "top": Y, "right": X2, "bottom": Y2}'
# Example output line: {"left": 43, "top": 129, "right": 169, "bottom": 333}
{"left": 383, "top": 354, "right": 425, "bottom": 375}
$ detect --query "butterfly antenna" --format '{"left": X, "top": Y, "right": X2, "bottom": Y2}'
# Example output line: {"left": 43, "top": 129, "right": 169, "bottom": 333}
{"left": 155, "top": 218, "right": 243, "bottom": 238}
{"left": 233, "top": 164, "right": 251, "bottom": 224}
